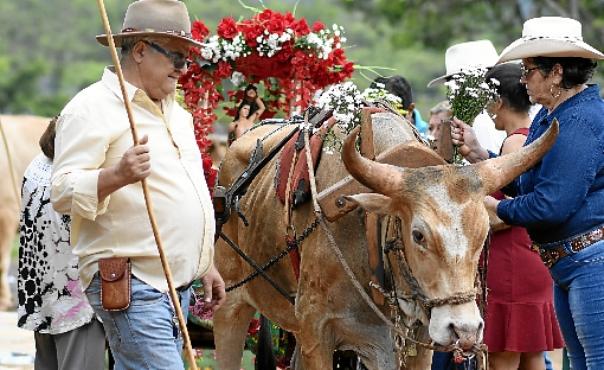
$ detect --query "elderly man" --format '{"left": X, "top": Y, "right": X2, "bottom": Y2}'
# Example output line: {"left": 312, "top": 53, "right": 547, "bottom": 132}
{"left": 427, "top": 100, "right": 451, "bottom": 150}
{"left": 51, "top": 0, "right": 224, "bottom": 368}
{"left": 428, "top": 40, "right": 506, "bottom": 153}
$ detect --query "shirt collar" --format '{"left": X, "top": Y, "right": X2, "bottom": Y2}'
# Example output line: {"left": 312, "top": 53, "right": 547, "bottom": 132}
{"left": 536, "top": 84, "right": 601, "bottom": 125}
{"left": 101, "top": 67, "right": 175, "bottom": 118}
{"left": 102, "top": 67, "right": 139, "bottom": 104}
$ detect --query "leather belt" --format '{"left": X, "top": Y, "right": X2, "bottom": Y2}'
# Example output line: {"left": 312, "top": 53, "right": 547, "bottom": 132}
{"left": 532, "top": 225, "right": 604, "bottom": 268}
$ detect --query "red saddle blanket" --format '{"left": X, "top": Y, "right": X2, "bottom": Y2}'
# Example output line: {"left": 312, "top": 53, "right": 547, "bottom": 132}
{"left": 275, "top": 129, "right": 324, "bottom": 206}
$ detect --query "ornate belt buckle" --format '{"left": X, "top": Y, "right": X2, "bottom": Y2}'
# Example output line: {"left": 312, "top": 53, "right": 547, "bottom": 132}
{"left": 541, "top": 249, "right": 559, "bottom": 268}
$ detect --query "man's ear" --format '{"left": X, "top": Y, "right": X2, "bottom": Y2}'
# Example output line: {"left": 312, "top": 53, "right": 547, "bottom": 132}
{"left": 344, "top": 193, "right": 394, "bottom": 215}
{"left": 132, "top": 41, "right": 146, "bottom": 63}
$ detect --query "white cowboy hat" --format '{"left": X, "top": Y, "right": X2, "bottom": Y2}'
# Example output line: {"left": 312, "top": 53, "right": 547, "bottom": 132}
{"left": 96, "top": 0, "right": 203, "bottom": 48}
{"left": 427, "top": 40, "right": 499, "bottom": 87}
{"left": 497, "top": 17, "right": 604, "bottom": 64}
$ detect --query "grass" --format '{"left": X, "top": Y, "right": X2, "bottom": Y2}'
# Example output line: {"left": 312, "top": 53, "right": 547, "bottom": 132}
{"left": 188, "top": 350, "right": 255, "bottom": 370}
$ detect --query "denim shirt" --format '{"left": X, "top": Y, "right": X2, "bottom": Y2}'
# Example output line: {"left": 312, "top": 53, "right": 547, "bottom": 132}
{"left": 497, "top": 84, "right": 604, "bottom": 244}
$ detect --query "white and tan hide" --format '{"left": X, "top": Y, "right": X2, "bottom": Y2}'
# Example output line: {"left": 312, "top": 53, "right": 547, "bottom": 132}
{"left": 213, "top": 112, "right": 558, "bottom": 370}
{"left": 0, "top": 115, "right": 49, "bottom": 309}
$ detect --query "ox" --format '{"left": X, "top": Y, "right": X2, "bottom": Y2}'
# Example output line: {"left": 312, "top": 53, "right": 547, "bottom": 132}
{"left": 213, "top": 111, "right": 557, "bottom": 369}
{"left": 0, "top": 115, "right": 49, "bottom": 310}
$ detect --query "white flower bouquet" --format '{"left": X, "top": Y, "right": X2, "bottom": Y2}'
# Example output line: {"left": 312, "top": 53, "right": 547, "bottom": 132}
{"left": 445, "top": 67, "right": 499, "bottom": 164}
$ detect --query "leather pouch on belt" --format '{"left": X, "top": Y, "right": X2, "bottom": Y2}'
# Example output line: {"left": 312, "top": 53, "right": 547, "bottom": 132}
{"left": 99, "top": 257, "right": 131, "bottom": 311}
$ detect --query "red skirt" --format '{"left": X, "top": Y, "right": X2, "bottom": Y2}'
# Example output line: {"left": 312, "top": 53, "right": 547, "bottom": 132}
{"left": 483, "top": 223, "right": 564, "bottom": 352}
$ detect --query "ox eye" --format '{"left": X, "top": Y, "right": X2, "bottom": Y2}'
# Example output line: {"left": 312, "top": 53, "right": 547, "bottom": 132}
{"left": 412, "top": 230, "right": 425, "bottom": 245}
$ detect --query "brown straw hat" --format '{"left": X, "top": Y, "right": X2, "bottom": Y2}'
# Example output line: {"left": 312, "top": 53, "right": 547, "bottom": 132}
{"left": 96, "top": 0, "right": 203, "bottom": 48}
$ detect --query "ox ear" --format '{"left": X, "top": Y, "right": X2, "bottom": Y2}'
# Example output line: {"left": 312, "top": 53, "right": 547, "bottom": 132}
{"left": 475, "top": 119, "right": 559, "bottom": 194}
{"left": 344, "top": 193, "right": 393, "bottom": 215}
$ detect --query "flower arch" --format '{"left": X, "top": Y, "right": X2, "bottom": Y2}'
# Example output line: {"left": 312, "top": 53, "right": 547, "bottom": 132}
{"left": 178, "top": 9, "right": 355, "bottom": 191}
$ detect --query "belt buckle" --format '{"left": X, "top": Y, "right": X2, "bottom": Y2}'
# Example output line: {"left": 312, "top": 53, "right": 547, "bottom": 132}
{"left": 541, "top": 249, "right": 559, "bottom": 268}
{"left": 533, "top": 244, "right": 559, "bottom": 268}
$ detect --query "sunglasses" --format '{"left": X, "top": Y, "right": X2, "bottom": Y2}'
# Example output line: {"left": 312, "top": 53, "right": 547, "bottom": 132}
{"left": 520, "top": 64, "right": 540, "bottom": 78}
{"left": 143, "top": 41, "right": 189, "bottom": 69}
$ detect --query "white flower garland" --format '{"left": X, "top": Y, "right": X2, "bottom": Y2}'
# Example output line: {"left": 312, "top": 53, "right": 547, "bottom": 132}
{"left": 317, "top": 81, "right": 406, "bottom": 153}
{"left": 200, "top": 25, "right": 347, "bottom": 63}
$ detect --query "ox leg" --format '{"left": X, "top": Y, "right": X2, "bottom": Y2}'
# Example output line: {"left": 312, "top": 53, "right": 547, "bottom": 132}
{"left": 0, "top": 209, "right": 16, "bottom": 310}
{"left": 296, "top": 340, "right": 334, "bottom": 370}
{"left": 213, "top": 295, "right": 256, "bottom": 370}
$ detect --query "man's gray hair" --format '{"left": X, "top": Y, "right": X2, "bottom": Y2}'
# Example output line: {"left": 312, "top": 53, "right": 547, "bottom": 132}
{"left": 120, "top": 37, "right": 145, "bottom": 59}
{"left": 429, "top": 100, "right": 452, "bottom": 116}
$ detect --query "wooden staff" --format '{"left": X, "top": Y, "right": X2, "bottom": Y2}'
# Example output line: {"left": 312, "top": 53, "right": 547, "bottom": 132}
{"left": 94, "top": 1, "right": 198, "bottom": 369}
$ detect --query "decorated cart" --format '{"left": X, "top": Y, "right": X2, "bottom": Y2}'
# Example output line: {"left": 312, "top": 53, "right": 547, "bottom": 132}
{"left": 179, "top": 7, "right": 356, "bottom": 369}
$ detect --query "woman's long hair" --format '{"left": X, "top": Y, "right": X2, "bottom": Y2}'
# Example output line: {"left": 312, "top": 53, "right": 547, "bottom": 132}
{"left": 234, "top": 102, "right": 251, "bottom": 121}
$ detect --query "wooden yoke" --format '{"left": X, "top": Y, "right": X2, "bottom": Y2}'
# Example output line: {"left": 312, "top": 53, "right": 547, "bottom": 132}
{"left": 359, "top": 109, "right": 385, "bottom": 305}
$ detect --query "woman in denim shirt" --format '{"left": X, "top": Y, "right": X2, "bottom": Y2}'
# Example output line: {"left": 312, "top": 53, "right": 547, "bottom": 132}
{"left": 451, "top": 17, "right": 604, "bottom": 370}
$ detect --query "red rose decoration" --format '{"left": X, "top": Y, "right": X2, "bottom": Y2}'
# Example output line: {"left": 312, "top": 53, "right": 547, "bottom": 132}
{"left": 257, "top": 9, "right": 274, "bottom": 23}
{"left": 293, "top": 19, "right": 310, "bottom": 36}
{"left": 311, "top": 21, "right": 325, "bottom": 32}
{"left": 217, "top": 17, "right": 238, "bottom": 40}
{"left": 180, "top": 10, "right": 354, "bottom": 165}
{"left": 239, "top": 21, "right": 263, "bottom": 47}
{"left": 215, "top": 61, "right": 233, "bottom": 79}
{"left": 192, "top": 20, "right": 209, "bottom": 41}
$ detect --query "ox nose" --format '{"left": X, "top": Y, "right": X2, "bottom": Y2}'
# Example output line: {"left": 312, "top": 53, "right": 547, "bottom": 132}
{"left": 448, "top": 321, "right": 484, "bottom": 350}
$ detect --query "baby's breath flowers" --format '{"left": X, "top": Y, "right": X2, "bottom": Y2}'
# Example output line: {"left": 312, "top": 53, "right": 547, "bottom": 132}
{"left": 316, "top": 81, "right": 410, "bottom": 153}
{"left": 445, "top": 67, "right": 499, "bottom": 164}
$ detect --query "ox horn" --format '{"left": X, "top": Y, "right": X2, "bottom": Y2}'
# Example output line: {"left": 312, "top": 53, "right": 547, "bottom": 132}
{"left": 342, "top": 126, "right": 403, "bottom": 196}
{"left": 475, "top": 118, "right": 559, "bottom": 195}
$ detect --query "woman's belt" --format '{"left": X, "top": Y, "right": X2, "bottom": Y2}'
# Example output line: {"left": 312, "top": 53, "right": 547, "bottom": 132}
{"left": 532, "top": 225, "right": 604, "bottom": 268}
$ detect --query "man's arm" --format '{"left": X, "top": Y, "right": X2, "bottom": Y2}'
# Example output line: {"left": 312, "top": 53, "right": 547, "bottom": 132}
{"left": 51, "top": 113, "right": 150, "bottom": 219}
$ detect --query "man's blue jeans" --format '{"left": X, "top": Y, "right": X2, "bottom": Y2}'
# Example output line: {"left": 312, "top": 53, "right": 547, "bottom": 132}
{"left": 86, "top": 274, "right": 191, "bottom": 370}
{"left": 549, "top": 240, "right": 604, "bottom": 370}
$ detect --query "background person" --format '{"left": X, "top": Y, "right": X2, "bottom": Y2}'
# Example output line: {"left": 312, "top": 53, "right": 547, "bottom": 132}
{"left": 370, "top": 75, "right": 429, "bottom": 137}
{"left": 51, "top": 1, "right": 225, "bottom": 369}
{"left": 228, "top": 102, "right": 254, "bottom": 144}
{"left": 428, "top": 40, "right": 506, "bottom": 153}
{"left": 452, "top": 17, "right": 604, "bottom": 370}
{"left": 427, "top": 100, "right": 451, "bottom": 151}
{"left": 481, "top": 62, "right": 564, "bottom": 370}
{"left": 241, "top": 84, "right": 265, "bottom": 122}
{"left": 18, "top": 117, "right": 105, "bottom": 370}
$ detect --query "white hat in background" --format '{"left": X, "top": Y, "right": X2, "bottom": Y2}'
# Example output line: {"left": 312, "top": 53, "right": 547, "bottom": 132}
{"left": 497, "top": 16, "right": 604, "bottom": 64}
{"left": 427, "top": 40, "right": 499, "bottom": 87}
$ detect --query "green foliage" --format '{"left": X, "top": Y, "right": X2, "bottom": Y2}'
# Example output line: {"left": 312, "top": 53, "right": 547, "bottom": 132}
{"left": 1, "top": 0, "right": 601, "bottom": 120}
{"left": 339, "top": 0, "right": 604, "bottom": 85}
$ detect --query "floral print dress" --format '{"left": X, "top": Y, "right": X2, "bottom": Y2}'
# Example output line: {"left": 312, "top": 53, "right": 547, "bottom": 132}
{"left": 17, "top": 154, "right": 94, "bottom": 334}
